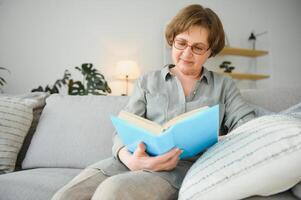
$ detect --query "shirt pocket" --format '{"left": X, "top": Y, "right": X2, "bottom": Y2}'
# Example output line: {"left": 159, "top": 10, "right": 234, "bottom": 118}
{"left": 145, "top": 93, "right": 168, "bottom": 124}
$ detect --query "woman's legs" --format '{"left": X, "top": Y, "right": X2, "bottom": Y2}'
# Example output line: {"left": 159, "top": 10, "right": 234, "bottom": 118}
{"left": 91, "top": 170, "right": 178, "bottom": 200}
{"left": 52, "top": 168, "right": 107, "bottom": 200}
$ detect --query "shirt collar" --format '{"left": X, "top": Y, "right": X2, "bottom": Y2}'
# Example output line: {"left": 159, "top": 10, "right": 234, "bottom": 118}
{"left": 161, "top": 64, "right": 211, "bottom": 84}
{"left": 161, "top": 64, "right": 173, "bottom": 80}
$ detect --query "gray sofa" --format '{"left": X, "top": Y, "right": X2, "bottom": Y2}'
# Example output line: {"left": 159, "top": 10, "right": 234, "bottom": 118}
{"left": 0, "top": 87, "right": 300, "bottom": 200}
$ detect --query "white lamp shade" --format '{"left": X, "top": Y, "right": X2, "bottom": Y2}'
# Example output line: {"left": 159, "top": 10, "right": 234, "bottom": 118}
{"left": 115, "top": 60, "right": 140, "bottom": 80}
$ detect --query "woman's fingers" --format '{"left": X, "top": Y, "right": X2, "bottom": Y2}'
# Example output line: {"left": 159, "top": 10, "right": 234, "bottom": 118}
{"left": 162, "top": 154, "right": 180, "bottom": 171}
{"left": 129, "top": 145, "right": 183, "bottom": 171}
{"left": 156, "top": 148, "right": 182, "bottom": 163}
{"left": 133, "top": 142, "right": 147, "bottom": 157}
{"left": 148, "top": 148, "right": 183, "bottom": 171}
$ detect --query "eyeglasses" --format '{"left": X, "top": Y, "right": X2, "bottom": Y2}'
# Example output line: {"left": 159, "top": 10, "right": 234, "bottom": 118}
{"left": 173, "top": 39, "right": 209, "bottom": 55}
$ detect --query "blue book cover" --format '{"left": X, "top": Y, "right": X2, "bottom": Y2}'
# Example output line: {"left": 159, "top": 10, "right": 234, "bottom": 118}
{"left": 111, "top": 105, "right": 219, "bottom": 159}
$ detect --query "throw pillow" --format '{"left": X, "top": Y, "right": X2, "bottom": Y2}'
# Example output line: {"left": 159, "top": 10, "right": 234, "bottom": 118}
{"left": 179, "top": 115, "right": 301, "bottom": 200}
{"left": 22, "top": 94, "right": 129, "bottom": 169}
{"left": 280, "top": 101, "right": 301, "bottom": 119}
{"left": 15, "top": 92, "right": 48, "bottom": 170}
{"left": 0, "top": 97, "right": 33, "bottom": 174}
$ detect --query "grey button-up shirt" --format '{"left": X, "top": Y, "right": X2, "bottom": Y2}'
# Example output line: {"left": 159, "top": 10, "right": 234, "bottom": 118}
{"left": 95, "top": 65, "right": 255, "bottom": 189}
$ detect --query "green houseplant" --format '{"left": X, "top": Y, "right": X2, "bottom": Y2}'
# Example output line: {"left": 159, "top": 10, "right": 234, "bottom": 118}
{"left": 32, "top": 63, "right": 111, "bottom": 95}
{"left": 0, "top": 67, "right": 10, "bottom": 92}
{"left": 69, "top": 63, "right": 111, "bottom": 95}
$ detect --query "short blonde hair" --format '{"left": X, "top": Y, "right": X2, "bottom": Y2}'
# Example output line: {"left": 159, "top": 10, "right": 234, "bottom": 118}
{"left": 165, "top": 4, "right": 225, "bottom": 57}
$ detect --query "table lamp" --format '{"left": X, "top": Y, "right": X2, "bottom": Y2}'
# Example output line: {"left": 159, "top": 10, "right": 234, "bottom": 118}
{"left": 115, "top": 60, "right": 140, "bottom": 96}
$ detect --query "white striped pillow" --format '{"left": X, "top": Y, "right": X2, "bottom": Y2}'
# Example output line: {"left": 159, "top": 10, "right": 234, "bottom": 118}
{"left": 179, "top": 115, "right": 301, "bottom": 200}
{"left": 0, "top": 97, "right": 33, "bottom": 173}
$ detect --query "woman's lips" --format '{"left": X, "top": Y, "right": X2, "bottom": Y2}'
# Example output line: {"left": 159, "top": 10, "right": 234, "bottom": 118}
{"left": 180, "top": 59, "right": 193, "bottom": 64}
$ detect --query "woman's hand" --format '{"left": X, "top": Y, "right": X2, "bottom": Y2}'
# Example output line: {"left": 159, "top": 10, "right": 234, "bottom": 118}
{"left": 118, "top": 142, "right": 182, "bottom": 172}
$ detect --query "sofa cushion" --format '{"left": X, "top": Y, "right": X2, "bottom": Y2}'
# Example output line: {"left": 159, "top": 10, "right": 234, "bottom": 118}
{"left": 0, "top": 168, "right": 81, "bottom": 200}
{"left": 179, "top": 115, "right": 301, "bottom": 200}
{"left": 22, "top": 94, "right": 129, "bottom": 169}
{"left": 0, "top": 97, "right": 33, "bottom": 174}
{"left": 280, "top": 101, "right": 301, "bottom": 119}
{"left": 292, "top": 182, "right": 301, "bottom": 199}
{"left": 241, "top": 87, "right": 301, "bottom": 112}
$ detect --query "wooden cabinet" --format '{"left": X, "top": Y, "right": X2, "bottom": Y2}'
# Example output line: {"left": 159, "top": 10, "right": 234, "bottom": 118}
{"left": 218, "top": 47, "right": 270, "bottom": 80}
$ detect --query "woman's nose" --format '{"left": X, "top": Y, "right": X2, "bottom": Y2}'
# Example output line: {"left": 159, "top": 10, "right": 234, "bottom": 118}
{"left": 182, "top": 46, "right": 193, "bottom": 58}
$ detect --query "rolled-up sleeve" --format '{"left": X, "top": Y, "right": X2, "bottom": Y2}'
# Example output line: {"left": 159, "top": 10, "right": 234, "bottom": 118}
{"left": 223, "top": 78, "right": 256, "bottom": 132}
{"left": 112, "top": 77, "right": 147, "bottom": 159}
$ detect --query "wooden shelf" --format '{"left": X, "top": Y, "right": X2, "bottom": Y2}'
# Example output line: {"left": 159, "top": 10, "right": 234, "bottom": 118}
{"left": 220, "top": 47, "right": 268, "bottom": 57}
{"left": 219, "top": 72, "right": 270, "bottom": 80}
{"left": 217, "top": 46, "right": 270, "bottom": 80}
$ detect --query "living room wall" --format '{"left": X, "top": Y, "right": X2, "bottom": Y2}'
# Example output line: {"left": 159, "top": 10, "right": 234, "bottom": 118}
{"left": 0, "top": 0, "right": 300, "bottom": 95}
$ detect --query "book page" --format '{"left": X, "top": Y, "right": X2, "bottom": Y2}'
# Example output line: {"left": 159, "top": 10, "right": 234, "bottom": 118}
{"left": 162, "top": 106, "right": 209, "bottom": 130}
{"left": 118, "top": 111, "right": 164, "bottom": 134}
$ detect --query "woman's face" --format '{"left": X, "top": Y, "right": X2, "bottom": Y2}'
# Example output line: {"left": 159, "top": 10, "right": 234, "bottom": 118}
{"left": 171, "top": 26, "right": 211, "bottom": 76}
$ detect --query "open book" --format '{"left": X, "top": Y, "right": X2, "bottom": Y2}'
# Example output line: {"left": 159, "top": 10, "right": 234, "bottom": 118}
{"left": 111, "top": 105, "right": 219, "bottom": 159}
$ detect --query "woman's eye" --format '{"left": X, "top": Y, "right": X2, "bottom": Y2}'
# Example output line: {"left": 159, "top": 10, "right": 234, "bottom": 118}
{"left": 178, "top": 42, "right": 186, "bottom": 46}
{"left": 194, "top": 46, "right": 204, "bottom": 51}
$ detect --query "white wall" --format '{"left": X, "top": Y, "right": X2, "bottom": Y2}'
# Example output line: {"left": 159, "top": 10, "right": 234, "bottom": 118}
{"left": 0, "top": 0, "right": 300, "bottom": 95}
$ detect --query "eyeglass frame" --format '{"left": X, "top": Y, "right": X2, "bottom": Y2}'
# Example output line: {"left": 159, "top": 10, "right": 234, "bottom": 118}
{"left": 173, "top": 38, "right": 210, "bottom": 55}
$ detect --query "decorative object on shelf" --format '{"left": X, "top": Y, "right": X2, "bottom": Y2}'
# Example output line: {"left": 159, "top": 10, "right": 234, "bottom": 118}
{"left": 219, "top": 61, "right": 235, "bottom": 73}
{"left": 248, "top": 31, "right": 268, "bottom": 50}
{"left": 114, "top": 60, "right": 140, "bottom": 96}
{"left": 32, "top": 63, "right": 111, "bottom": 95}
{"left": 248, "top": 32, "right": 256, "bottom": 50}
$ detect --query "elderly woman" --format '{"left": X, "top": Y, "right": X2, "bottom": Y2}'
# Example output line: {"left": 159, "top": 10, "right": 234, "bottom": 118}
{"left": 53, "top": 4, "right": 255, "bottom": 200}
